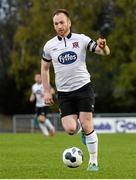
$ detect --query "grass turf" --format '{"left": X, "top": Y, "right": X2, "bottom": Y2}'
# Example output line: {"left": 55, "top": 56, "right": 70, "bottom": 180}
{"left": 0, "top": 132, "right": 136, "bottom": 179}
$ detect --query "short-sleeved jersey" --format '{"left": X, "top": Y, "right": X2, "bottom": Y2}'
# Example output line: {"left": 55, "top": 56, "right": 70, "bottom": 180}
{"left": 42, "top": 33, "right": 97, "bottom": 92}
{"left": 32, "top": 83, "right": 47, "bottom": 107}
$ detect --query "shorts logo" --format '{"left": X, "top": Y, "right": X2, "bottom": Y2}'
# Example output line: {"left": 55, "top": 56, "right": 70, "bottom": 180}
{"left": 58, "top": 51, "right": 77, "bottom": 64}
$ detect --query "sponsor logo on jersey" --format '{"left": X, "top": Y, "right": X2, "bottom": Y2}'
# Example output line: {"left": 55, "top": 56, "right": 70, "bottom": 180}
{"left": 36, "top": 90, "right": 42, "bottom": 94}
{"left": 58, "top": 51, "right": 77, "bottom": 64}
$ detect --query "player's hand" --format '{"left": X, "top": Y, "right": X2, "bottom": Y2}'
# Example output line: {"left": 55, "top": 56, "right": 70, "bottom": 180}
{"left": 43, "top": 92, "right": 54, "bottom": 105}
{"left": 97, "top": 38, "right": 106, "bottom": 49}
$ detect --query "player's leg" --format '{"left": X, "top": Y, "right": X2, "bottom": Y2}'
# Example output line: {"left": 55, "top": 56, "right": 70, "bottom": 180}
{"left": 36, "top": 107, "right": 50, "bottom": 136}
{"left": 40, "top": 106, "right": 55, "bottom": 136}
{"left": 35, "top": 107, "right": 49, "bottom": 136}
{"left": 77, "top": 83, "right": 99, "bottom": 171}
{"left": 77, "top": 119, "right": 82, "bottom": 133}
{"left": 61, "top": 114, "right": 78, "bottom": 135}
{"left": 38, "top": 114, "right": 50, "bottom": 136}
{"left": 45, "top": 119, "right": 55, "bottom": 136}
{"left": 38, "top": 106, "right": 56, "bottom": 136}
{"left": 58, "top": 91, "right": 79, "bottom": 135}
{"left": 38, "top": 122, "right": 49, "bottom": 136}
{"left": 79, "top": 112, "right": 98, "bottom": 171}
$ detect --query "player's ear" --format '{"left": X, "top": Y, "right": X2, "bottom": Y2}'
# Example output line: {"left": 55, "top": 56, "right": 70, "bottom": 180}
{"left": 68, "top": 19, "right": 71, "bottom": 27}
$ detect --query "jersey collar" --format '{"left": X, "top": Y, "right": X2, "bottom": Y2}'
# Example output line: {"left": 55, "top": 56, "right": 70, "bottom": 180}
{"left": 57, "top": 32, "right": 72, "bottom": 41}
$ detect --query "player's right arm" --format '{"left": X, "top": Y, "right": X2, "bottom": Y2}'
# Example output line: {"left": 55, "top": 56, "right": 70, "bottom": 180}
{"left": 82, "top": 34, "right": 110, "bottom": 56}
{"left": 95, "top": 38, "right": 110, "bottom": 56}
{"left": 41, "top": 60, "right": 54, "bottom": 105}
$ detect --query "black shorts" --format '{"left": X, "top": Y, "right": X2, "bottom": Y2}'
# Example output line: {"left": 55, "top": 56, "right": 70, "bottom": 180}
{"left": 35, "top": 106, "right": 49, "bottom": 116}
{"left": 57, "top": 83, "right": 95, "bottom": 118}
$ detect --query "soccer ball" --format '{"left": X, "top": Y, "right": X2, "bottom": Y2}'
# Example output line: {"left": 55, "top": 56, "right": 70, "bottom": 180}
{"left": 62, "top": 147, "right": 83, "bottom": 168}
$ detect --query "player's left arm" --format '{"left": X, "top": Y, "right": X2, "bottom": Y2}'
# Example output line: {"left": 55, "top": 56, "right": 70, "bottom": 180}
{"left": 95, "top": 38, "right": 110, "bottom": 56}
{"left": 29, "top": 93, "right": 35, "bottom": 102}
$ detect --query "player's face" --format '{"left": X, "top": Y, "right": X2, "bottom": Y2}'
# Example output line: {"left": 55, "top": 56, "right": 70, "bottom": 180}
{"left": 35, "top": 74, "right": 41, "bottom": 84}
{"left": 53, "top": 13, "right": 71, "bottom": 37}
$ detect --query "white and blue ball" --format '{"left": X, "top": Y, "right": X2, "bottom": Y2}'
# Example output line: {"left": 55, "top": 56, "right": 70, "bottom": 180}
{"left": 62, "top": 147, "right": 83, "bottom": 168}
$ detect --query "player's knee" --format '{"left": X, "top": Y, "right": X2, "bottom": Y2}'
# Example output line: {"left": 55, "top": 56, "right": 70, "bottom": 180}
{"left": 62, "top": 119, "right": 77, "bottom": 135}
{"left": 68, "top": 132, "right": 74, "bottom": 135}
{"left": 66, "top": 127, "right": 76, "bottom": 135}
{"left": 38, "top": 115, "right": 45, "bottom": 123}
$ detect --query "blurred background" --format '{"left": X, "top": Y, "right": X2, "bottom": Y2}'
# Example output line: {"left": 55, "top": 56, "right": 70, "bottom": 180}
{"left": 0, "top": 0, "right": 136, "bottom": 132}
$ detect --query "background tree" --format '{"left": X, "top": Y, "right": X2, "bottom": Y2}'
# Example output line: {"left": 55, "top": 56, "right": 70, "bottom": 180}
{"left": 0, "top": 0, "right": 21, "bottom": 114}
{"left": 109, "top": 0, "right": 136, "bottom": 112}
{"left": 0, "top": 0, "right": 136, "bottom": 114}
{"left": 10, "top": 0, "right": 107, "bottom": 113}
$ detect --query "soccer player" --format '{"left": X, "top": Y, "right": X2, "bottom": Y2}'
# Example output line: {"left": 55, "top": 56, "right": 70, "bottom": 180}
{"left": 29, "top": 73, "right": 55, "bottom": 136}
{"left": 41, "top": 9, "right": 110, "bottom": 171}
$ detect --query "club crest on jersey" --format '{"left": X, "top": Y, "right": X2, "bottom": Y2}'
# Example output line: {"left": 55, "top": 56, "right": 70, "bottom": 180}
{"left": 72, "top": 42, "right": 79, "bottom": 48}
{"left": 58, "top": 51, "right": 77, "bottom": 64}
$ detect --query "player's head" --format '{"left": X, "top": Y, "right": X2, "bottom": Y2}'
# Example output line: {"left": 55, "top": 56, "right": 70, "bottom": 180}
{"left": 53, "top": 9, "right": 71, "bottom": 37}
{"left": 34, "top": 74, "right": 41, "bottom": 84}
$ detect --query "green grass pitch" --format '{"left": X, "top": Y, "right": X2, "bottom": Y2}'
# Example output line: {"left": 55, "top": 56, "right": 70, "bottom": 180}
{"left": 0, "top": 132, "right": 136, "bottom": 179}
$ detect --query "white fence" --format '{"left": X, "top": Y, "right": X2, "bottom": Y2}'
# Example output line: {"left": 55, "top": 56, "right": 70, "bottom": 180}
{"left": 0, "top": 113, "right": 136, "bottom": 133}
{"left": 12, "top": 113, "right": 63, "bottom": 133}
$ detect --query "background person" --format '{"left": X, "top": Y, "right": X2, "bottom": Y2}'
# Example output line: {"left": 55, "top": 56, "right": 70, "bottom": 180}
{"left": 29, "top": 73, "right": 55, "bottom": 136}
